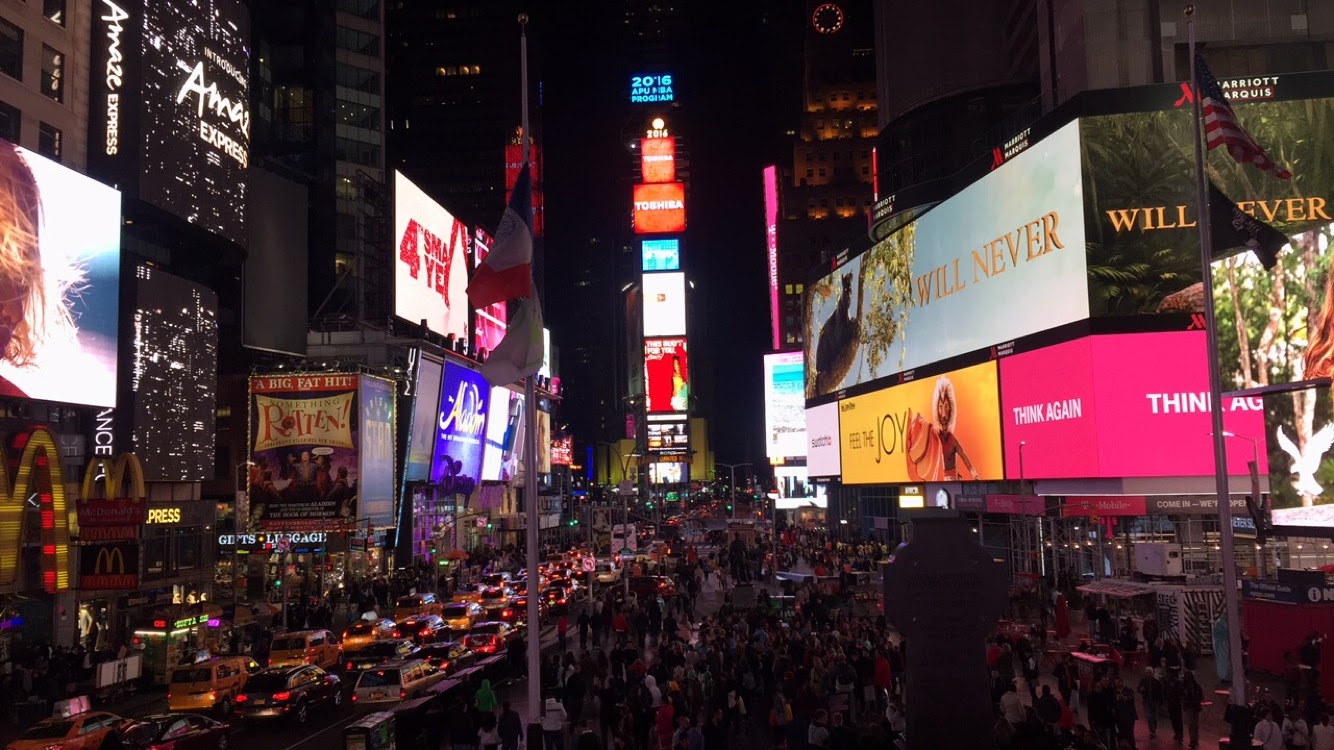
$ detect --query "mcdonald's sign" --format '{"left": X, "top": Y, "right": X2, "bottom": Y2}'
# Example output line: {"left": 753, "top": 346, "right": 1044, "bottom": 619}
{"left": 75, "top": 454, "right": 146, "bottom": 541}
{"left": 80, "top": 542, "right": 139, "bottom": 590}
{"left": 0, "top": 428, "right": 71, "bottom": 593}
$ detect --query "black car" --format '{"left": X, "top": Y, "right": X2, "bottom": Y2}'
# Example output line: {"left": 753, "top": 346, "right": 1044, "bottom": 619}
{"left": 343, "top": 639, "right": 420, "bottom": 672}
{"left": 394, "top": 615, "right": 448, "bottom": 645}
{"left": 234, "top": 666, "right": 342, "bottom": 725}
{"left": 541, "top": 585, "right": 572, "bottom": 614}
{"left": 415, "top": 641, "right": 478, "bottom": 675}
{"left": 122, "top": 713, "right": 231, "bottom": 750}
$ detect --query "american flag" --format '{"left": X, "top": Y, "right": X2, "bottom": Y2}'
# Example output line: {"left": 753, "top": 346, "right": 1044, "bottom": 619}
{"left": 1195, "top": 53, "right": 1291, "bottom": 180}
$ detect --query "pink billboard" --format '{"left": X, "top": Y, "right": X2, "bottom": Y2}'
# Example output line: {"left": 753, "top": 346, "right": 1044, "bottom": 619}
{"left": 472, "top": 228, "right": 507, "bottom": 354}
{"left": 763, "top": 166, "right": 780, "bottom": 351}
{"left": 1000, "top": 331, "right": 1267, "bottom": 479}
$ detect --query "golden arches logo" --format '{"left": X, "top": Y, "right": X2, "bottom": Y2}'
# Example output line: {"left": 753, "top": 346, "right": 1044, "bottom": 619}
{"left": 81, "top": 453, "right": 146, "bottom": 502}
{"left": 0, "top": 428, "right": 69, "bottom": 592}
{"left": 93, "top": 545, "right": 125, "bottom": 574}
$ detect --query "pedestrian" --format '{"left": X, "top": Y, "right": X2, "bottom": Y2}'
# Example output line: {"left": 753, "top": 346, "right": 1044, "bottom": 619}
{"left": 1000, "top": 680, "right": 1026, "bottom": 726}
{"left": 1163, "top": 670, "right": 1185, "bottom": 743}
{"left": 476, "top": 678, "right": 499, "bottom": 715}
{"left": 1285, "top": 707, "right": 1312, "bottom": 750}
{"left": 579, "top": 610, "right": 591, "bottom": 651}
{"left": 479, "top": 712, "right": 501, "bottom": 750}
{"left": 575, "top": 719, "right": 604, "bottom": 750}
{"left": 559, "top": 614, "right": 570, "bottom": 654}
{"left": 1181, "top": 670, "right": 1203, "bottom": 750}
{"left": 1256, "top": 707, "right": 1284, "bottom": 750}
{"left": 1137, "top": 667, "right": 1163, "bottom": 739}
{"left": 499, "top": 701, "right": 523, "bottom": 750}
{"left": 1113, "top": 677, "right": 1138, "bottom": 750}
{"left": 544, "top": 691, "right": 570, "bottom": 750}
{"left": 807, "top": 709, "right": 830, "bottom": 750}
{"left": 1312, "top": 714, "right": 1334, "bottom": 750}
{"left": 1036, "top": 684, "right": 1062, "bottom": 732}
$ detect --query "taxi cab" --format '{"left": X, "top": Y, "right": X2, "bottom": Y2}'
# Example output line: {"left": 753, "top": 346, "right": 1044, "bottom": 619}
{"left": 342, "top": 619, "right": 397, "bottom": 652}
{"left": 5, "top": 712, "right": 127, "bottom": 750}
{"left": 440, "top": 601, "right": 484, "bottom": 631}
{"left": 451, "top": 584, "right": 485, "bottom": 605}
{"left": 167, "top": 655, "right": 260, "bottom": 714}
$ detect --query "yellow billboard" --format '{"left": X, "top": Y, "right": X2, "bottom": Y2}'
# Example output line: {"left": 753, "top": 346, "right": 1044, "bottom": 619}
{"left": 839, "top": 361, "right": 1002, "bottom": 485}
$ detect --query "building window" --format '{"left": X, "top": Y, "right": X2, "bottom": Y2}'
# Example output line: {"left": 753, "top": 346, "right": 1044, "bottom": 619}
{"left": 37, "top": 122, "right": 60, "bottom": 160}
{"left": 335, "top": 26, "right": 379, "bottom": 56}
{"left": 40, "top": 45, "right": 63, "bottom": 102}
{"left": 43, "top": 0, "right": 65, "bottom": 25}
{"left": 0, "top": 101, "right": 18, "bottom": 144}
{"left": 0, "top": 20, "right": 21, "bottom": 81}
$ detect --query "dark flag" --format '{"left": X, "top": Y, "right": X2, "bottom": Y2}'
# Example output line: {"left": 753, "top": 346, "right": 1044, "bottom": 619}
{"left": 1209, "top": 181, "right": 1289, "bottom": 270}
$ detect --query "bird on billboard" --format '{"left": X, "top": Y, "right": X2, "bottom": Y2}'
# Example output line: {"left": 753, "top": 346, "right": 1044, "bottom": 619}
{"left": 1276, "top": 423, "right": 1334, "bottom": 500}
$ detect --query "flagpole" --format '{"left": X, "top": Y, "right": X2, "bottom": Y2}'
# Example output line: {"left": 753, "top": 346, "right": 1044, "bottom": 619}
{"left": 517, "top": 11, "right": 543, "bottom": 731}
{"left": 1187, "top": 4, "right": 1248, "bottom": 720}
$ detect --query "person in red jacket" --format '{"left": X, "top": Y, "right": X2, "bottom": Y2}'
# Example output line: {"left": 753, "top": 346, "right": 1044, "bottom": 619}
{"left": 873, "top": 649, "right": 893, "bottom": 712}
{"left": 612, "top": 611, "right": 630, "bottom": 645}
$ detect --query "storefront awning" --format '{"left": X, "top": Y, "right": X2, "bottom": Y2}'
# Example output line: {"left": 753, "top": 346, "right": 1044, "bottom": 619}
{"left": 1077, "top": 579, "right": 1156, "bottom": 598}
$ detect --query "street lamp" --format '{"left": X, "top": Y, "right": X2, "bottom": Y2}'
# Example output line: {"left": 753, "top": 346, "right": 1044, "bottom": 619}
{"left": 716, "top": 462, "right": 752, "bottom": 521}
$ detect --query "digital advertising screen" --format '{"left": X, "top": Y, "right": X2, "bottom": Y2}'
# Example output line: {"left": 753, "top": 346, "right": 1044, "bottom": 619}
{"left": 764, "top": 352, "right": 805, "bottom": 460}
{"left": 481, "top": 385, "right": 524, "bottom": 482}
{"left": 644, "top": 337, "right": 689, "bottom": 413}
{"left": 839, "top": 361, "right": 1003, "bottom": 485}
{"left": 804, "top": 120, "right": 1087, "bottom": 399}
{"left": 357, "top": 374, "right": 396, "bottom": 527}
{"left": 432, "top": 361, "right": 488, "bottom": 486}
{"left": 0, "top": 144, "right": 121, "bottom": 407}
{"left": 642, "top": 272, "right": 686, "bottom": 337}
{"left": 131, "top": 266, "right": 218, "bottom": 481}
{"left": 537, "top": 411, "right": 551, "bottom": 474}
{"left": 642, "top": 239, "right": 681, "bottom": 272}
{"left": 504, "top": 143, "right": 543, "bottom": 237}
{"left": 1267, "top": 386, "right": 1334, "bottom": 529}
{"left": 249, "top": 374, "right": 362, "bottom": 530}
{"left": 630, "top": 73, "right": 674, "bottom": 104}
{"left": 805, "top": 401, "right": 842, "bottom": 478}
{"left": 775, "top": 465, "right": 826, "bottom": 509}
{"left": 139, "top": 0, "right": 251, "bottom": 246}
{"left": 394, "top": 171, "right": 469, "bottom": 342}
{"left": 650, "top": 462, "right": 684, "bottom": 484}
{"left": 998, "top": 332, "right": 1266, "bottom": 479}
{"left": 641, "top": 137, "right": 676, "bottom": 183}
{"left": 404, "top": 353, "right": 443, "bottom": 482}
{"left": 550, "top": 435, "right": 573, "bottom": 466}
{"left": 764, "top": 165, "right": 780, "bottom": 351}
{"left": 472, "top": 229, "right": 507, "bottom": 354}
{"left": 1078, "top": 94, "right": 1334, "bottom": 397}
{"left": 647, "top": 419, "right": 689, "bottom": 455}
{"left": 633, "top": 182, "right": 686, "bottom": 235}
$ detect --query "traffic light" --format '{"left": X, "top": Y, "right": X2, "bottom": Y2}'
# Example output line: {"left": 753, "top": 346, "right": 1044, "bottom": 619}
{"left": 568, "top": 518, "right": 579, "bottom": 527}
{"left": 274, "top": 579, "right": 282, "bottom": 587}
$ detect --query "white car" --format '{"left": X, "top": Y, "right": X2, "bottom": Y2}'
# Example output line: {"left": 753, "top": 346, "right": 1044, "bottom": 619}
{"left": 594, "top": 561, "right": 622, "bottom": 585}
{"left": 351, "top": 659, "right": 446, "bottom": 704}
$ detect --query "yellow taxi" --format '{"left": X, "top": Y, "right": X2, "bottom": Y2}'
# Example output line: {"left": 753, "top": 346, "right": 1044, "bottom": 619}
{"left": 440, "top": 601, "right": 484, "bottom": 631}
{"left": 167, "top": 655, "right": 260, "bottom": 714}
{"left": 451, "top": 584, "right": 484, "bottom": 605}
{"left": 342, "top": 618, "right": 398, "bottom": 652}
{"left": 6, "top": 712, "right": 127, "bottom": 750}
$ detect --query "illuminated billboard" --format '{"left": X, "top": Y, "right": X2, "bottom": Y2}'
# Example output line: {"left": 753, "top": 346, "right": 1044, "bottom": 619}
{"left": 432, "top": 361, "right": 488, "bottom": 486}
{"left": 838, "top": 361, "right": 1003, "bottom": 485}
{"left": 764, "top": 352, "right": 805, "bottom": 460}
{"left": 647, "top": 418, "right": 689, "bottom": 455}
{"left": 642, "top": 239, "right": 681, "bottom": 272}
{"left": 1268, "top": 386, "right": 1334, "bottom": 529}
{"left": 504, "top": 144, "right": 544, "bottom": 237}
{"left": 551, "top": 435, "right": 573, "bottom": 466}
{"left": 472, "top": 229, "right": 507, "bottom": 354}
{"left": 804, "top": 121, "right": 1087, "bottom": 398}
{"left": 90, "top": 0, "right": 251, "bottom": 245}
{"left": 633, "top": 182, "right": 686, "bottom": 235}
{"left": 645, "top": 337, "right": 689, "bottom": 413}
{"left": 764, "top": 166, "right": 780, "bottom": 351}
{"left": 806, "top": 402, "right": 841, "bottom": 478}
{"left": 642, "top": 272, "right": 686, "bottom": 337}
{"left": 998, "top": 332, "right": 1266, "bottom": 479}
{"left": 650, "top": 462, "right": 684, "bottom": 484}
{"left": 630, "top": 73, "right": 674, "bottom": 104}
{"left": 481, "top": 385, "right": 524, "bottom": 482}
{"left": 0, "top": 143, "right": 121, "bottom": 408}
{"left": 131, "top": 266, "right": 218, "bottom": 481}
{"left": 641, "top": 137, "right": 676, "bottom": 183}
{"left": 404, "top": 353, "right": 443, "bottom": 482}
{"left": 394, "top": 171, "right": 470, "bottom": 342}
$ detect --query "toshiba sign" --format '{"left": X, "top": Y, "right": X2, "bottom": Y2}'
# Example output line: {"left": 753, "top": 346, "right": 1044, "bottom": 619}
{"left": 640, "top": 137, "right": 676, "bottom": 183}
{"left": 633, "top": 182, "right": 686, "bottom": 235}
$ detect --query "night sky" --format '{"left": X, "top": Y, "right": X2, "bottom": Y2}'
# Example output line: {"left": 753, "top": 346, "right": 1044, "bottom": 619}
{"left": 541, "top": 3, "right": 800, "bottom": 469}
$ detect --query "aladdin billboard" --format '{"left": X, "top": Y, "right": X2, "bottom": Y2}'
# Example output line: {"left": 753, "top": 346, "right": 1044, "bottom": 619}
{"left": 998, "top": 332, "right": 1266, "bottom": 479}
{"left": 432, "top": 361, "right": 488, "bottom": 487}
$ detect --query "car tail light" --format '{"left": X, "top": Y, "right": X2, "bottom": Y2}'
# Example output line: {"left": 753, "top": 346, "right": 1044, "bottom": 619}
{"left": 273, "top": 691, "right": 292, "bottom": 702}
{"left": 392, "top": 630, "right": 402, "bottom": 638}
{"left": 347, "top": 662, "right": 355, "bottom": 670}
{"left": 150, "top": 742, "right": 176, "bottom": 750}
{"left": 167, "top": 693, "right": 172, "bottom": 701}
{"left": 502, "top": 609, "right": 512, "bottom": 618}
{"left": 209, "top": 691, "right": 217, "bottom": 701}
{"left": 399, "top": 690, "right": 407, "bottom": 700}
{"left": 420, "top": 628, "right": 431, "bottom": 637}
{"left": 351, "top": 694, "right": 358, "bottom": 703}
{"left": 236, "top": 694, "right": 248, "bottom": 703}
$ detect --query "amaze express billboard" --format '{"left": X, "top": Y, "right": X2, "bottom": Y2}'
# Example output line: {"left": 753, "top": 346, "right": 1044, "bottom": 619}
{"left": 91, "top": 0, "right": 251, "bottom": 246}
{"left": 805, "top": 121, "right": 1087, "bottom": 399}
